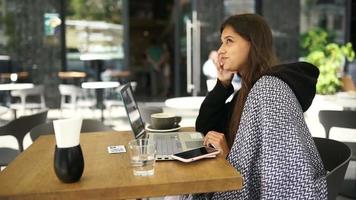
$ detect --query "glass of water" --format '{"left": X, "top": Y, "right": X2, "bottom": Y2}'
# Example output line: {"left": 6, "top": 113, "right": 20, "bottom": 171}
{"left": 128, "top": 139, "right": 156, "bottom": 176}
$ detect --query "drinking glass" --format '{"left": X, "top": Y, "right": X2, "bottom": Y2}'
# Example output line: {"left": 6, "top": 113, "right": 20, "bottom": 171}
{"left": 128, "top": 139, "right": 156, "bottom": 176}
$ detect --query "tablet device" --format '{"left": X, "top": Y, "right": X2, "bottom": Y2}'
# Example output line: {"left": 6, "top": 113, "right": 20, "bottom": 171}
{"left": 172, "top": 146, "right": 220, "bottom": 163}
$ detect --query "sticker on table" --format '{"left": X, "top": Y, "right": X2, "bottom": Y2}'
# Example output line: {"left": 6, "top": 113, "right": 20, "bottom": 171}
{"left": 107, "top": 145, "right": 126, "bottom": 154}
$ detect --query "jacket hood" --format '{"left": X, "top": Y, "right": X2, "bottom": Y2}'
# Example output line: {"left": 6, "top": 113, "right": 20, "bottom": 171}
{"left": 269, "top": 62, "right": 319, "bottom": 112}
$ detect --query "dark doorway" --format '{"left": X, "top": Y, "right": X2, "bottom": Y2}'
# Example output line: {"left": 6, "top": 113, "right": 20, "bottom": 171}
{"left": 129, "top": 0, "right": 174, "bottom": 100}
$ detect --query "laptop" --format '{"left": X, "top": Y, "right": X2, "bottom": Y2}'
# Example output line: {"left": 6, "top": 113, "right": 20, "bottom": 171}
{"left": 118, "top": 83, "right": 204, "bottom": 160}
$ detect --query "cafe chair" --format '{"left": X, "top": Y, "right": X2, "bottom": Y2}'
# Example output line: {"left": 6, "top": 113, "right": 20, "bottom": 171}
{"left": 319, "top": 110, "right": 356, "bottom": 153}
{"left": 0, "top": 110, "right": 48, "bottom": 168}
{"left": 29, "top": 119, "right": 114, "bottom": 143}
{"left": 0, "top": 106, "right": 10, "bottom": 125}
{"left": 0, "top": 148, "right": 20, "bottom": 169}
{"left": 0, "top": 110, "right": 48, "bottom": 152}
{"left": 10, "top": 85, "right": 46, "bottom": 117}
{"left": 318, "top": 110, "right": 356, "bottom": 158}
{"left": 0, "top": 105, "right": 9, "bottom": 116}
{"left": 313, "top": 137, "right": 351, "bottom": 200}
{"left": 58, "top": 84, "right": 96, "bottom": 115}
{"left": 318, "top": 110, "right": 356, "bottom": 198}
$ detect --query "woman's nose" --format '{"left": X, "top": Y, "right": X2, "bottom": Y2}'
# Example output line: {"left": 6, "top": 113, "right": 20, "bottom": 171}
{"left": 217, "top": 45, "right": 225, "bottom": 55}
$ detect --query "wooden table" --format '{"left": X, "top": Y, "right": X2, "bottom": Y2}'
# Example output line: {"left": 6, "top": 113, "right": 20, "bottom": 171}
{"left": 110, "top": 70, "right": 130, "bottom": 80}
{"left": 58, "top": 71, "right": 86, "bottom": 79}
{"left": 58, "top": 71, "right": 87, "bottom": 86}
{"left": 0, "top": 72, "right": 29, "bottom": 82}
{"left": 0, "top": 130, "right": 242, "bottom": 200}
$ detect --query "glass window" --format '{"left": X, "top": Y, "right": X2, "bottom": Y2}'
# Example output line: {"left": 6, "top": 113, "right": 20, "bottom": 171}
{"left": 65, "top": 0, "right": 124, "bottom": 80}
{"left": 0, "top": 0, "right": 62, "bottom": 84}
{"left": 300, "top": 0, "right": 348, "bottom": 44}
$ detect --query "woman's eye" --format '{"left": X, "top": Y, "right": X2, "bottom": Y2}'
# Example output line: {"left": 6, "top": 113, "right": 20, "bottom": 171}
{"left": 226, "top": 39, "right": 233, "bottom": 44}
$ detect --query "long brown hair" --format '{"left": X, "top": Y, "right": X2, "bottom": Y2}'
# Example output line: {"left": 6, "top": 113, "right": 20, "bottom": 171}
{"left": 222, "top": 14, "right": 278, "bottom": 147}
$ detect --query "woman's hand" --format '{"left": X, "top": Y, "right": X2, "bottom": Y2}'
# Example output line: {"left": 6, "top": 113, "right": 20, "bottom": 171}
{"left": 212, "top": 54, "right": 234, "bottom": 88}
{"left": 203, "top": 131, "right": 230, "bottom": 158}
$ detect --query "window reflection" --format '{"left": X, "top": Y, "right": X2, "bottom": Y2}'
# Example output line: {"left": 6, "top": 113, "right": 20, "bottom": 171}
{"left": 66, "top": 0, "right": 124, "bottom": 80}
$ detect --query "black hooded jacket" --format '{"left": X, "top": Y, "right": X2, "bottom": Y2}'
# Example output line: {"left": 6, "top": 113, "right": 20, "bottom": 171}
{"left": 195, "top": 61, "right": 319, "bottom": 135}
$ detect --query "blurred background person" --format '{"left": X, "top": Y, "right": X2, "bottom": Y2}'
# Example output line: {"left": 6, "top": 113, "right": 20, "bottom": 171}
{"left": 146, "top": 38, "right": 171, "bottom": 97}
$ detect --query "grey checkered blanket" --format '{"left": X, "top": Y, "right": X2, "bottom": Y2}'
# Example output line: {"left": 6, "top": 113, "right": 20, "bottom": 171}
{"left": 192, "top": 76, "right": 328, "bottom": 200}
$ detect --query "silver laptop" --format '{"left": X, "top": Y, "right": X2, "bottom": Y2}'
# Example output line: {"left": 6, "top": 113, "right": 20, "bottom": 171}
{"left": 118, "top": 83, "right": 204, "bottom": 160}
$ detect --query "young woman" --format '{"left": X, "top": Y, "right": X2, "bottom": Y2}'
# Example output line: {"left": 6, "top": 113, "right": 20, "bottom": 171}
{"left": 195, "top": 14, "right": 327, "bottom": 199}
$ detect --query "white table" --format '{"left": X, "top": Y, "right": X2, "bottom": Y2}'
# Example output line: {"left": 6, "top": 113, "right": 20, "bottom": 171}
{"left": 81, "top": 81, "right": 120, "bottom": 121}
{"left": 0, "top": 83, "right": 34, "bottom": 91}
{"left": 165, "top": 96, "right": 205, "bottom": 110}
{"left": 164, "top": 97, "right": 205, "bottom": 124}
{"left": 81, "top": 81, "right": 119, "bottom": 89}
{"left": 336, "top": 92, "right": 356, "bottom": 110}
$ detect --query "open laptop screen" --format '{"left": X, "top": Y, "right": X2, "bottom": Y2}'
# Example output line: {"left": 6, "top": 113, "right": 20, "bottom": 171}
{"left": 118, "top": 83, "right": 146, "bottom": 139}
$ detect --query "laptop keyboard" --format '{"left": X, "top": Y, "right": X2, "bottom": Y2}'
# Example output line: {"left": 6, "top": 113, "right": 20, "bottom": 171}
{"left": 153, "top": 134, "right": 182, "bottom": 155}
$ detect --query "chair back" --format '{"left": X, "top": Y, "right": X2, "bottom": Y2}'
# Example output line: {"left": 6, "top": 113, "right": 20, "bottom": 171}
{"left": 318, "top": 110, "right": 356, "bottom": 139}
{"left": 10, "top": 85, "right": 46, "bottom": 109}
{"left": 0, "top": 110, "right": 48, "bottom": 152}
{"left": 30, "top": 119, "right": 113, "bottom": 142}
{"left": 58, "top": 84, "right": 96, "bottom": 110}
{"left": 0, "top": 148, "right": 20, "bottom": 167}
{"left": 58, "top": 84, "right": 83, "bottom": 108}
{"left": 58, "top": 84, "right": 84, "bottom": 96}
{"left": 313, "top": 137, "right": 351, "bottom": 200}
{"left": 29, "top": 121, "right": 54, "bottom": 141}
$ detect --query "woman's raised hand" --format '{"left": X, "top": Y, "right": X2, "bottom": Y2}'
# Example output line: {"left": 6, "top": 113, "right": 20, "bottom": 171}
{"left": 213, "top": 53, "right": 234, "bottom": 88}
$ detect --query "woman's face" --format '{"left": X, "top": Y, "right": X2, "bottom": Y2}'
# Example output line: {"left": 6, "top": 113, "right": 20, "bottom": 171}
{"left": 218, "top": 25, "right": 251, "bottom": 74}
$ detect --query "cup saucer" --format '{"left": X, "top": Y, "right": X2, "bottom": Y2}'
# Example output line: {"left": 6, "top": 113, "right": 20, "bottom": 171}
{"left": 145, "top": 124, "right": 181, "bottom": 132}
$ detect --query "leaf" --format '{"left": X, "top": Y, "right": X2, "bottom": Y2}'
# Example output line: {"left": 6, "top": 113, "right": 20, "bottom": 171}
{"left": 301, "top": 28, "right": 356, "bottom": 94}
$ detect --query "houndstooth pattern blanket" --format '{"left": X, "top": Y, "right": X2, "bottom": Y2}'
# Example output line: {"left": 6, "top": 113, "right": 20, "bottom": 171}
{"left": 192, "top": 76, "right": 328, "bottom": 200}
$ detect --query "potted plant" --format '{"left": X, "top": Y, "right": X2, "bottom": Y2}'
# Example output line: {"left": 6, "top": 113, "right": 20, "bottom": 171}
{"left": 300, "top": 28, "right": 355, "bottom": 94}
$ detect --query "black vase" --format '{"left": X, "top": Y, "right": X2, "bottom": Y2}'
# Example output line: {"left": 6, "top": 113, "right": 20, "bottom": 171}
{"left": 54, "top": 144, "right": 84, "bottom": 183}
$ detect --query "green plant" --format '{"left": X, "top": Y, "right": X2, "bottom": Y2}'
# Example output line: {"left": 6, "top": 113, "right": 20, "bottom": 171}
{"left": 301, "top": 28, "right": 355, "bottom": 94}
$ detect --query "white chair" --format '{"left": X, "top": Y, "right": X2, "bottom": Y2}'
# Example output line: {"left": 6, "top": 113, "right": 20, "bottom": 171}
{"left": 58, "top": 84, "right": 96, "bottom": 116}
{"left": 0, "top": 106, "right": 9, "bottom": 117}
{"left": 10, "top": 85, "right": 46, "bottom": 117}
